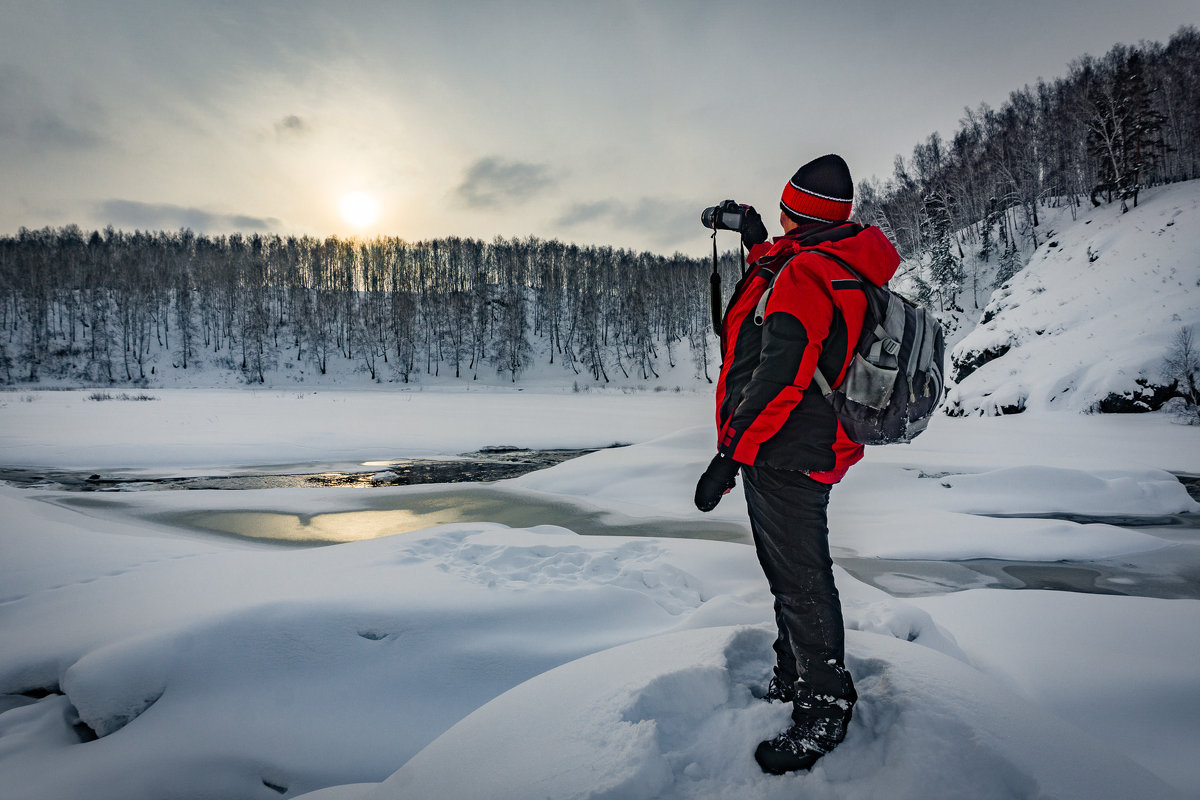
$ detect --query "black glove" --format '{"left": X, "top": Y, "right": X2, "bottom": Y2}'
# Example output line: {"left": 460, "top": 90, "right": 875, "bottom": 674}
{"left": 694, "top": 454, "right": 740, "bottom": 512}
{"left": 740, "top": 206, "right": 768, "bottom": 248}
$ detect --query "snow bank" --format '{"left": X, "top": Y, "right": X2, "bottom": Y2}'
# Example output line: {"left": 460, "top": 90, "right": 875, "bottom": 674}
{"left": 0, "top": 388, "right": 711, "bottom": 471}
{"left": 910, "top": 589, "right": 1200, "bottom": 795}
{"left": 328, "top": 626, "right": 1185, "bottom": 800}
{"left": 510, "top": 425, "right": 722, "bottom": 521}
{"left": 516, "top": 423, "right": 1195, "bottom": 562}
{"left": 937, "top": 465, "right": 1196, "bottom": 515}
{"left": 947, "top": 181, "right": 1200, "bottom": 416}
{"left": 830, "top": 461, "right": 1196, "bottom": 561}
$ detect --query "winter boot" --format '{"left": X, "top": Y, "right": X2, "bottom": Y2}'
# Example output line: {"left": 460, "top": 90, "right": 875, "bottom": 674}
{"left": 759, "top": 675, "right": 795, "bottom": 703}
{"left": 754, "top": 698, "right": 852, "bottom": 775}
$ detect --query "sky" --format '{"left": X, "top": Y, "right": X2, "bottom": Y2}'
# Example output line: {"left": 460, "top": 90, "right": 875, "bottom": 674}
{"left": 1, "top": 1, "right": 1196, "bottom": 257}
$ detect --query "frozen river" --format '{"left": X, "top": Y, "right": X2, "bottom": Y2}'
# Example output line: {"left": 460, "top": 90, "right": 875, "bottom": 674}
{"left": 17, "top": 459, "right": 1200, "bottom": 601}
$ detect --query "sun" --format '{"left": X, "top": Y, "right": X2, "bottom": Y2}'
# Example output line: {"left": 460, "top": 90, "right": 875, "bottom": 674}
{"left": 340, "top": 191, "right": 380, "bottom": 229}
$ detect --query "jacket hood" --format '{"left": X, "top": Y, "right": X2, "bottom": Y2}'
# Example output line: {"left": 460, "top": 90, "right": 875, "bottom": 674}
{"left": 748, "top": 223, "right": 900, "bottom": 287}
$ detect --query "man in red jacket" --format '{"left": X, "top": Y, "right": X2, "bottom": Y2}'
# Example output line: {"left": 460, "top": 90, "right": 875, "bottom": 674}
{"left": 694, "top": 154, "right": 901, "bottom": 774}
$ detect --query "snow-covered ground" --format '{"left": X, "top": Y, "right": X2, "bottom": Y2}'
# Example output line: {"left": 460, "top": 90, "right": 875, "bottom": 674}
{"left": 1, "top": 388, "right": 1199, "bottom": 799}
{"left": 0, "top": 387, "right": 713, "bottom": 473}
{"left": 947, "top": 181, "right": 1200, "bottom": 415}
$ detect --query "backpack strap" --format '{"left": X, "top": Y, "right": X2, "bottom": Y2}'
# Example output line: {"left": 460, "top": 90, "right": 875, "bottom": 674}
{"left": 754, "top": 248, "right": 883, "bottom": 323}
{"left": 807, "top": 250, "right": 900, "bottom": 366}
{"left": 811, "top": 365, "right": 834, "bottom": 396}
{"left": 752, "top": 248, "right": 892, "bottom": 397}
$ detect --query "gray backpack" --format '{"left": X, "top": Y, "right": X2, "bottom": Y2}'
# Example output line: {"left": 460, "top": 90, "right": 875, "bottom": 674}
{"left": 755, "top": 250, "right": 944, "bottom": 445}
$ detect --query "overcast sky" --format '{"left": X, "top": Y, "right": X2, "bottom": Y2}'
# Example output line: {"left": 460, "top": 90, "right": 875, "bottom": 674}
{"left": 1, "top": 0, "right": 1196, "bottom": 256}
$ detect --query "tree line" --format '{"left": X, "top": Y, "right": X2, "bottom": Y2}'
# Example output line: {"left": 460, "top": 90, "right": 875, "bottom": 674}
{"left": 0, "top": 226, "right": 743, "bottom": 386}
{"left": 855, "top": 25, "right": 1200, "bottom": 314}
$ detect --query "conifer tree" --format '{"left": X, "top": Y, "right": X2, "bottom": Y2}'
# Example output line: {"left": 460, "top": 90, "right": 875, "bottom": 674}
{"left": 924, "top": 194, "right": 964, "bottom": 312}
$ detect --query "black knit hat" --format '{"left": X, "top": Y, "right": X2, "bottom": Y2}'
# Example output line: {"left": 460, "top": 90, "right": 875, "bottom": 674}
{"left": 780, "top": 154, "right": 854, "bottom": 224}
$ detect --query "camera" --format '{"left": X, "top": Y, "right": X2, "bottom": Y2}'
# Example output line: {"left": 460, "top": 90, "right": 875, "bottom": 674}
{"left": 701, "top": 199, "right": 747, "bottom": 232}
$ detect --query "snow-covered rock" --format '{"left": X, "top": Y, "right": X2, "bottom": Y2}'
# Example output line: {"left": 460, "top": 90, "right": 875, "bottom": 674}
{"left": 946, "top": 181, "right": 1200, "bottom": 416}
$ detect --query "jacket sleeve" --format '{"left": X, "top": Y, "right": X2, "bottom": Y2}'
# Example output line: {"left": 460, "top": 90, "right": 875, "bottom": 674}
{"left": 717, "top": 256, "right": 833, "bottom": 465}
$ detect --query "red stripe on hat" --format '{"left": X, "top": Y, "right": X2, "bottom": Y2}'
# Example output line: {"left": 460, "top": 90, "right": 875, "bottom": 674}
{"left": 781, "top": 183, "right": 852, "bottom": 222}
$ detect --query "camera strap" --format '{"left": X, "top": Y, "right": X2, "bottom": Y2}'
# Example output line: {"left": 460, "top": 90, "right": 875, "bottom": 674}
{"left": 710, "top": 229, "right": 723, "bottom": 335}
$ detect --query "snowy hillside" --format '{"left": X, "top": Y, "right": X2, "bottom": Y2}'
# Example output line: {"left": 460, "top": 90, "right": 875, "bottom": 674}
{"left": 946, "top": 181, "right": 1200, "bottom": 416}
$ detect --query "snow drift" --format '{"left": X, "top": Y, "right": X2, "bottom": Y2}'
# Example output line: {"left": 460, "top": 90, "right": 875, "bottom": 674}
{"left": 347, "top": 626, "right": 1184, "bottom": 800}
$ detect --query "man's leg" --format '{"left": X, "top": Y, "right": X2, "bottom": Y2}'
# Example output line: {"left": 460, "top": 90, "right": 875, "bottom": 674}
{"left": 746, "top": 515, "right": 800, "bottom": 692}
{"left": 743, "top": 465, "right": 856, "bottom": 771}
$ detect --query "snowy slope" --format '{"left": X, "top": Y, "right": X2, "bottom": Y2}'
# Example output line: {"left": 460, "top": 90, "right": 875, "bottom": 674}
{"left": 946, "top": 181, "right": 1200, "bottom": 416}
{"left": 889, "top": 202, "right": 1081, "bottom": 355}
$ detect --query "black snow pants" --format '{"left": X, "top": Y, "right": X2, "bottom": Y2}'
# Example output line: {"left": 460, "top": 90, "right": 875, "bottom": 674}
{"left": 742, "top": 465, "right": 856, "bottom": 720}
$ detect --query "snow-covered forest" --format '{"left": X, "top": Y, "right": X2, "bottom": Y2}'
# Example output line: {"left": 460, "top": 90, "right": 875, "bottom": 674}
{"left": 857, "top": 26, "right": 1200, "bottom": 297}
{"left": 0, "top": 230, "right": 740, "bottom": 387}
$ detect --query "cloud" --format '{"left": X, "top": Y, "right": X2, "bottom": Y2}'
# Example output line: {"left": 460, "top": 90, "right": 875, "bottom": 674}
{"left": 97, "top": 200, "right": 281, "bottom": 232}
{"left": 555, "top": 201, "right": 619, "bottom": 228}
{"left": 555, "top": 196, "right": 701, "bottom": 249}
{"left": 456, "top": 157, "right": 554, "bottom": 209}
{"left": 274, "top": 114, "right": 308, "bottom": 137}
{"left": 0, "top": 65, "right": 103, "bottom": 150}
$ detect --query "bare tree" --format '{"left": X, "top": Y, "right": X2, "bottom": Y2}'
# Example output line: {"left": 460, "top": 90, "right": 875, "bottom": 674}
{"left": 1164, "top": 326, "right": 1200, "bottom": 422}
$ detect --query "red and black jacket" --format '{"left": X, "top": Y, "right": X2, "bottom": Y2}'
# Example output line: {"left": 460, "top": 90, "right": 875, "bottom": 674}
{"left": 715, "top": 221, "right": 901, "bottom": 483}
